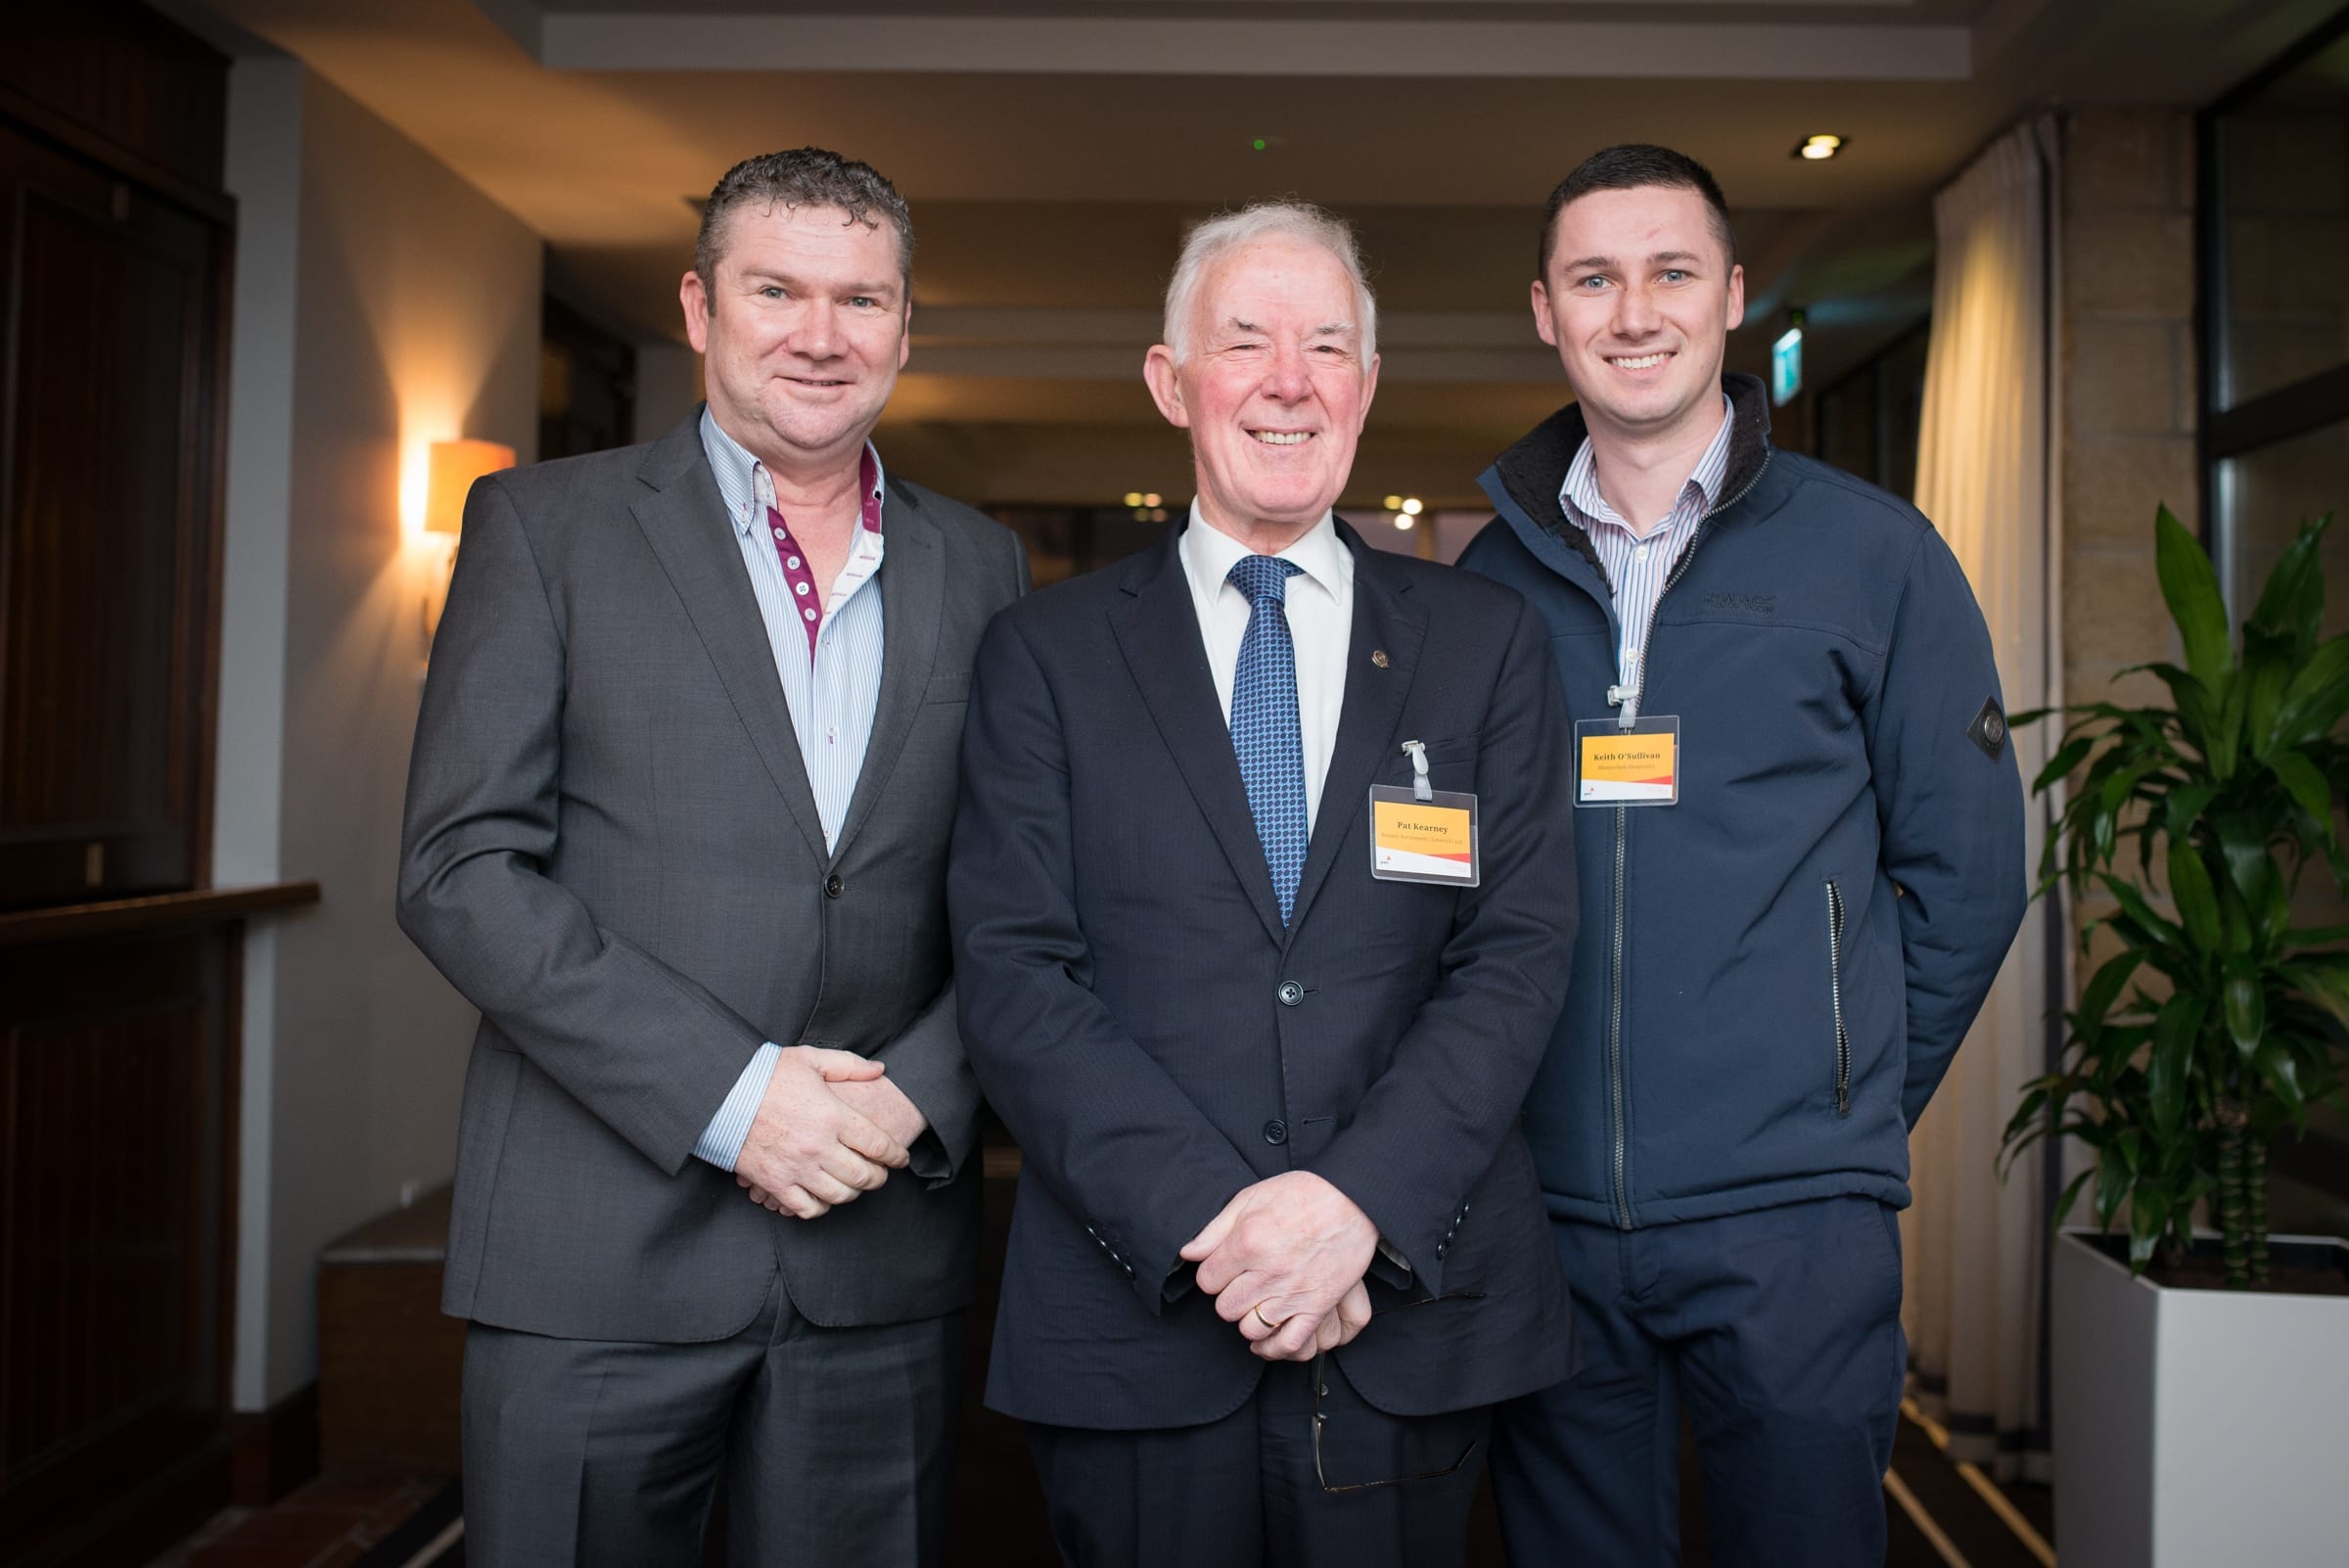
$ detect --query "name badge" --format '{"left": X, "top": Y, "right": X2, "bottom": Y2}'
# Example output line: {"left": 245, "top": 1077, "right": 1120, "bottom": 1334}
{"left": 1368, "top": 787, "right": 1480, "bottom": 885}
{"left": 1576, "top": 716, "right": 1681, "bottom": 807}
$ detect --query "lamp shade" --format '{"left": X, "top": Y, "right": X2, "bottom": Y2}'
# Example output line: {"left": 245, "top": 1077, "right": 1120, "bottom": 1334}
{"left": 425, "top": 438, "right": 517, "bottom": 535}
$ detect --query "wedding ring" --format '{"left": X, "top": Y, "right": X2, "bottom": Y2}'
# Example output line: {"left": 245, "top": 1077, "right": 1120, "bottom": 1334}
{"left": 1253, "top": 1301, "right": 1286, "bottom": 1330}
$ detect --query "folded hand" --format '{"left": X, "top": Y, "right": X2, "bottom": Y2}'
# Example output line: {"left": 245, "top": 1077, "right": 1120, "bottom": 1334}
{"left": 1179, "top": 1171, "right": 1379, "bottom": 1360}
{"left": 734, "top": 1045, "right": 908, "bottom": 1219}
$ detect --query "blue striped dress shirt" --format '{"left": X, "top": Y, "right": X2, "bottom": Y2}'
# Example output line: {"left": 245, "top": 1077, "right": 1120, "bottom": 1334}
{"left": 691, "top": 407, "right": 891, "bottom": 1171}
{"left": 1560, "top": 394, "right": 1734, "bottom": 716}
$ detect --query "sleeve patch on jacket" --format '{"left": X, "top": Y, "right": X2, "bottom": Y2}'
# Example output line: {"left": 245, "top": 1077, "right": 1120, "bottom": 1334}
{"left": 1968, "top": 696, "right": 2007, "bottom": 761}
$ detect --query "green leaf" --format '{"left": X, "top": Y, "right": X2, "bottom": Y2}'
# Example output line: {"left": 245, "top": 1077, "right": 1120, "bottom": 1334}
{"left": 2251, "top": 514, "right": 2331, "bottom": 657}
{"left": 2051, "top": 1167, "right": 2095, "bottom": 1223}
{"left": 2283, "top": 921, "right": 2349, "bottom": 946}
{"left": 2276, "top": 638, "right": 2349, "bottom": 747}
{"left": 2033, "top": 733, "right": 2100, "bottom": 795}
{"left": 2224, "top": 971, "right": 2266, "bottom": 1059}
{"left": 2167, "top": 839, "right": 2224, "bottom": 952}
{"left": 2130, "top": 1188, "right": 2169, "bottom": 1268}
{"left": 2099, "top": 874, "right": 2184, "bottom": 947}
{"left": 2073, "top": 948, "right": 2145, "bottom": 1044}
{"left": 2279, "top": 963, "right": 2349, "bottom": 1028}
{"left": 2148, "top": 990, "right": 2203, "bottom": 1140}
{"left": 2164, "top": 783, "right": 2222, "bottom": 846}
{"left": 2242, "top": 626, "right": 2294, "bottom": 760}
{"left": 2270, "top": 752, "right": 2339, "bottom": 844}
{"left": 2256, "top": 1040, "right": 2306, "bottom": 1116}
{"left": 2156, "top": 506, "right": 2235, "bottom": 688}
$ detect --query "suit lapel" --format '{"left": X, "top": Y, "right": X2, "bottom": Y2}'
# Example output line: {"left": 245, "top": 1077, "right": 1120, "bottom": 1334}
{"left": 1287, "top": 523, "right": 1427, "bottom": 935}
{"left": 830, "top": 478, "right": 944, "bottom": 862}
{"left": 1108, "top": 530, "right": 1289, "bottom": 947}
{"left": 627, "top": 415, "right": 829, "bottom": 864}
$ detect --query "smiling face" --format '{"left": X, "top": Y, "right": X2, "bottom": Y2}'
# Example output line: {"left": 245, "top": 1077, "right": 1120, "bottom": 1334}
{"left": 1144, "top": 237, "right": 1378, "bottom": 548}
{"left": 680, "top": 201, "right": 910, "bottom": 478}
{"left": 1533, "top": 184, "right": 1744, "bottom": 447}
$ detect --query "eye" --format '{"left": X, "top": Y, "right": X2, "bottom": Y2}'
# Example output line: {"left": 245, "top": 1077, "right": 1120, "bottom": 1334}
{"left": 760, "top": 286, "right": 786, "bottom": 300}
{"left": 849, "top": 296, "right": 876, "bottom": 309}
{"left": 1660, "top": 269, "right": 1690, "bottom": 284}
{"left": 1577, "top": 275, "right": 1611, "bottom": 291}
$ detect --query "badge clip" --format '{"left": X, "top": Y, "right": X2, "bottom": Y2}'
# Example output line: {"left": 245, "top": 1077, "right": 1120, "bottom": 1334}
{"left": 1399, "top": 739, "right": 1434, "bottom": 803}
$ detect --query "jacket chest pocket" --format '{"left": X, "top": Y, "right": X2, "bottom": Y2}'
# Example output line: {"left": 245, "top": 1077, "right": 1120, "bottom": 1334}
{"left": 1824, "top": 877, "right": 1851, "bottom": 1117}
{"left": 1376, "top": 734, "right": 1480, "bottom": 795}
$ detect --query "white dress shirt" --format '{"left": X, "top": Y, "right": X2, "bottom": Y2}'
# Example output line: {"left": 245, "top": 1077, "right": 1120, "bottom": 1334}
{"left": 1178, "top": 504, "right": 1356, "bottom": 833}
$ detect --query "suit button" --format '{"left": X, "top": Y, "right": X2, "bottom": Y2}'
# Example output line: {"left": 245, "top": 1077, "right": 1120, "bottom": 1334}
{"left": 1263, "top": 1120, "right": 1289, "bottom": 1145}
{"left": 1435, "top": 1241, "right": 1449, "bottom": 1260}
{"left": 1276, "top": 981, "right": 1305, "bottom": 1006}
{"left": 824, "top": 874, "right": 845, "bottom": 899}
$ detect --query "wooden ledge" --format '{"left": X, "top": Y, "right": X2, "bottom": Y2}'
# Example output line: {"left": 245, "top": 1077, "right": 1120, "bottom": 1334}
{"left": 0, "top": 881, "right": 321, "bottom": 946}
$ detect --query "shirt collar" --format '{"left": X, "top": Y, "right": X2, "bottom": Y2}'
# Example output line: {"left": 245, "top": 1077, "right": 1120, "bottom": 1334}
{"left": 1179, "top": 502, "right": 1352, "bottom": 607}
{"left": 698, "top": 405, "right": 886, "bottom": 539}
{"left": 1560, "top": 392, "right": 1734, "bottom": 536}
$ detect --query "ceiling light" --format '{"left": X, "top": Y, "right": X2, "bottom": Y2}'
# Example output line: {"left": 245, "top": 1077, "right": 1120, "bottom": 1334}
{"left": 1796, "top": 134, "right": 1845, "bottom": 161}
{"left": 1393, "top": 514, "right": 1414, "bottom": 531}
{"left": 1143, "top": 492, "right": 1163, "bottom": 508}
{"left": 1123, "top": 491, "right": 1143, "bottom": 507}
{"left": 1383, "top": 494, "right": 1404, "bottom": 510}
{"left": 1401, "top": 498, "right": 1423, "bottom": 516}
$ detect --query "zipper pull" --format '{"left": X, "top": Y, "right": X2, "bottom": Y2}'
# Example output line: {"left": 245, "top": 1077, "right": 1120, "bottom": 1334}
{"left": 1399, "top": 739, "right": 1434, "bottom": 803}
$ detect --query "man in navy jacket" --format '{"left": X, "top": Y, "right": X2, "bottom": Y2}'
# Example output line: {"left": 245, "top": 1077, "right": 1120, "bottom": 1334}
{"left": 952, "top": 202, "right": 1579, "bottom": 1566}
{"left": 1461, "top": 145, "right": 2026, "bottom": 1566}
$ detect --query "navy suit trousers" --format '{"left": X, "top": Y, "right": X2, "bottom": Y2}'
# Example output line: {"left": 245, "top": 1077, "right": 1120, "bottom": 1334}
{"left": 1491, "top": 1196, "right": 1906, "bottom": 1568}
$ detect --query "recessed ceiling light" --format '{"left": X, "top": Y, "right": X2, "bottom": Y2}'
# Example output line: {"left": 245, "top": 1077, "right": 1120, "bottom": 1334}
{"left": 1796, "top": 134, "right": 1846, "bottom": 161}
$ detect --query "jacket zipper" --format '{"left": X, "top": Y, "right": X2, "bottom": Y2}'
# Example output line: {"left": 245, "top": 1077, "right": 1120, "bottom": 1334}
{"left": 1602, "top": 450, "right": 1773, "bottom": 1230}
{"left": 1826, "top": 878, "right": 1852, "bottom": 1117}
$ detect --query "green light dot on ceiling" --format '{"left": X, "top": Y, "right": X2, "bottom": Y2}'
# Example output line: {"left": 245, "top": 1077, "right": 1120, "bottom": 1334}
{"left": 1252, "top": 138, "right": 1267, "bottom": 152}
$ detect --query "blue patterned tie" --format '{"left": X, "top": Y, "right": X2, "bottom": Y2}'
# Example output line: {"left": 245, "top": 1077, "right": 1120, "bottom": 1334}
{"left": 1227, "top": 555, "right": 1310, "bottom": 925}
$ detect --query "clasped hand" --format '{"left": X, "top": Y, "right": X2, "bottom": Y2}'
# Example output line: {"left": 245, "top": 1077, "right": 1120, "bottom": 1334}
{"left": 1179, "top": 1171, "right": 1376, "bottom": 1362}
{"left": 734, "top": 1045, "right": 928, "bottom": 1219}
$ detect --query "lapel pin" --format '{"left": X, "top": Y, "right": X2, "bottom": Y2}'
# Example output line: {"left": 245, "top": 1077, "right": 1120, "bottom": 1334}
{"left": 1371, "top": 649, "right": 1390, "bottom": 669}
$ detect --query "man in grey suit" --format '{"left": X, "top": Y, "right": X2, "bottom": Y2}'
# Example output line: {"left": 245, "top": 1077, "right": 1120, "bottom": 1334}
{"left": 397, "top": 147, "right": 1024, "bottom": 1566}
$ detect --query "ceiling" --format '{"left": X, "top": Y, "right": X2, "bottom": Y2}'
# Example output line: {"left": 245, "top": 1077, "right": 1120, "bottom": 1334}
{"left": 166, "top": 0, "right": 2341, "bottom": 505}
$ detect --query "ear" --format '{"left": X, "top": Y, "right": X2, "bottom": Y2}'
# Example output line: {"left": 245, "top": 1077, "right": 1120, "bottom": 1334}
{"left": 898, "top": 295, "right": 913, "bottom": 372}
{"left": 1143, "top": 345, "right": 1190, "bottom": 429}
{"left": 1530, "top": 279, "right": 1559, "bottom": 349}
{"left": 1357, "top": 352, "right": 1380, "bottom": 432}
{"left": 681, "top": 271, "right": 712, "bottom": 354}
{"left": 1725, "top": 263, "right": 1746, "bottom": 334}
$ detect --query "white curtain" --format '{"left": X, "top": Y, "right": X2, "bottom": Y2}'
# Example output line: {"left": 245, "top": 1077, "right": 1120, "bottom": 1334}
{"left": 1904, "top": 115, "right": 2062, "bottom": 1486}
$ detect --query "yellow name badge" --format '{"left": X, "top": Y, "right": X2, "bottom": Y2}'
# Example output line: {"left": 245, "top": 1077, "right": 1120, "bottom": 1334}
{"left": 1368, "top": 787, "right": 1481, "bottom": 886}
{"left": 1575, "top": 716, "right": 1681, "bottom": 807}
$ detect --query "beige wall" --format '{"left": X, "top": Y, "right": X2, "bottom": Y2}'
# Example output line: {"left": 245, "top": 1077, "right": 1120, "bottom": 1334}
{"left": 222, "top": 62, "right": 540, "bottom": 1407}
{"left": 2060, "top": 108, "right": 2198, "bottom": 714}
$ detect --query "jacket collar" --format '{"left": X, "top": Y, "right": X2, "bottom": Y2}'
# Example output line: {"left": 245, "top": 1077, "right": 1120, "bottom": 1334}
{"left": 1482, "top": 372, "right": 1775, "bottom": 561}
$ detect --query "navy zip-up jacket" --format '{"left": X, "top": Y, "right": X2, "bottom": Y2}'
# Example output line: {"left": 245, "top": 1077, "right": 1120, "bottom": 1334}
{"left": 1460, "top": 374, "right": 2026, "bottom": 1228}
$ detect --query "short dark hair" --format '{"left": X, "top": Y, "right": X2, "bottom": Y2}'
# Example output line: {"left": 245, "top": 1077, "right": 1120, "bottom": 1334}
{"left": 1537, "top": 144, "right": 1735, "bottom": 278}
{"left": 694, "top": 147, "right": 914, "bottom": 297}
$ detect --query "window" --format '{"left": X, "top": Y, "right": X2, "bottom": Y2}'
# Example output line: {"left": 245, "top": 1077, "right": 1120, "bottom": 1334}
{"left": 2200, "top": 5, "right": 2349, "bottom": 620}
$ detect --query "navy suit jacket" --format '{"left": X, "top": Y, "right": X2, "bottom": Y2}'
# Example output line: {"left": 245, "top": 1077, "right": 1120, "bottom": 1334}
{"left": 950, "top": 519, "right": 1580, "bottom": 1430}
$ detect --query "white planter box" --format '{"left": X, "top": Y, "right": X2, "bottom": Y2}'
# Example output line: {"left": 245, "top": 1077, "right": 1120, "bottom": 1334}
{"left": 2051, "top": 1227, "right": 2349, "bottom": 1568}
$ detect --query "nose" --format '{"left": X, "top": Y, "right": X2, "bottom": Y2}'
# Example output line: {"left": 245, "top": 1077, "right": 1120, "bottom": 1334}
{"left": 790, "top": 298, "right": 842, "bottom": 359}
{"left": 1265, "top": 338, "right": 1312, "bottom": 401}
{"left": 1612, "top": 281, "right": 1661, "bottom": 338}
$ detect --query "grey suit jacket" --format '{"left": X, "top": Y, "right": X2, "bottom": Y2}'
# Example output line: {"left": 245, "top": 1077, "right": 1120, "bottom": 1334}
{"left": 397, "top": 407, "right": 1025, "bottom": 1343}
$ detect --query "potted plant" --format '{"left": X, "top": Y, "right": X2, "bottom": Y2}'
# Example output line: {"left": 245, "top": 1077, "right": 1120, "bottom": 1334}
{"left": 2003, "top": 506, "right": 2348, "bottom": 1568}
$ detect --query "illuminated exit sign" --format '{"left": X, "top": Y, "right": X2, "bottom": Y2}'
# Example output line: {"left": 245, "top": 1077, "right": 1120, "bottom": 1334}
{"left": 1772, "top": 326, "right": 1803, "bottom": 406}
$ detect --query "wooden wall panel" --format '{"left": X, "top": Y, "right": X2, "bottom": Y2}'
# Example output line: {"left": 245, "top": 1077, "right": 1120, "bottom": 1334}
{"left": 0, "top": 928, "right": 236, "bottom": 1562}
{"left": 0, "top": 116, "right": 227, "bottom": 907}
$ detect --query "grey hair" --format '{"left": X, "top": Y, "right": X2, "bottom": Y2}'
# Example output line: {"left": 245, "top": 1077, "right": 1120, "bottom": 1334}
{"left": 694, "top": 146, "right": 913, "bottom": 294}
{"left": 1162, "top": 201, "right": 1377, "bottom": 364}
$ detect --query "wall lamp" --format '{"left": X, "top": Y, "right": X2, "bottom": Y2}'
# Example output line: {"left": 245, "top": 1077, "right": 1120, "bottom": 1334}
{"left": 422, "top": 438, "right": 516, "bottom": 652}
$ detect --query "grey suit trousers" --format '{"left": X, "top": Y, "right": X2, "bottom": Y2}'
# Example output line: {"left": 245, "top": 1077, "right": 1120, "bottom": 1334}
{"left": 462, "top": 1270, "right": 960, "bottom": 1568}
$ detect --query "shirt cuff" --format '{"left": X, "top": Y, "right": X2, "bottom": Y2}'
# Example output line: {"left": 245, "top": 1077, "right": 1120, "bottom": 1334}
{"left": 692, "top": 1042, "right": 782, "bottom": 1171}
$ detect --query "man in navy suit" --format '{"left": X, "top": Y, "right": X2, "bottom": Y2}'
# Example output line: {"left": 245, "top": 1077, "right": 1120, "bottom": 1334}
{"left": 949, "top": 202, "right": 1582, "bottom": 1567}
